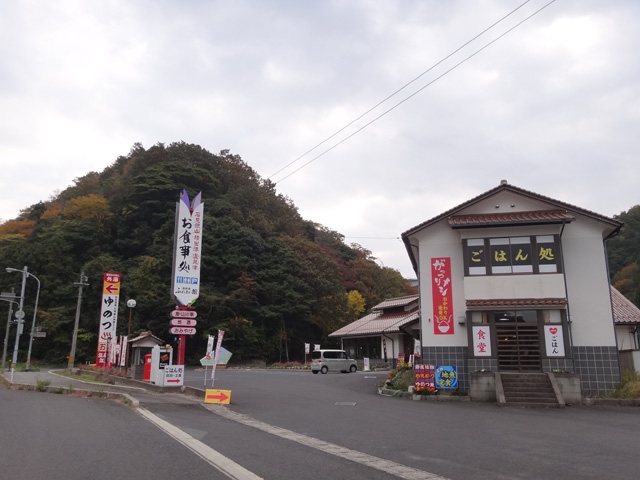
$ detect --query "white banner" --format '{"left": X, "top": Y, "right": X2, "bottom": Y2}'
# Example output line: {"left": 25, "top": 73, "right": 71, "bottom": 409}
{"left": 544, "top": 325, "right": 565, "bottom": 357}
{"left": 211, "top": 330, "right": 225, "bottom": 385}
{"left": 413, "top": 339, "right": 421, "bottom": 357}
{"left": 314, "top": 344, "right": 320, "bottom": 351}
{"left": 472, "top": 326, "right": 492, "bottom": 357}
{"left": 206, "top": 335, "right": 215, "bottom": 356}
{"left": 305, "top": 343, "right": 310, "bottom": 354}
{"left": 119, "top": 336, "right": 128, "bottom": 367}
{"left": 172, "top": 190, "right": 204, "bottom": 306}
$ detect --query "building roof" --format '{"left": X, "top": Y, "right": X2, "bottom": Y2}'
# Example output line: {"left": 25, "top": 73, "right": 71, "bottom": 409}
{"left": 329, "top": 295, "right": 419, "bottom": 338}
{"left": 129, "top": 330, "right": 165, "bottom": 345}
{"left": 466, "top": 298, "right": 568, "bottom": 308}
{"left": 373, "top": 294, "right": 419, "bottom": 310}
{"left": 448, "top": 210, "right": 575, "bottom": 228}
{"left": 611, "top": 286, "right": 640, "bottom": 324}
{"left": 401, "top": 181, "right": 623, "bottom": 273}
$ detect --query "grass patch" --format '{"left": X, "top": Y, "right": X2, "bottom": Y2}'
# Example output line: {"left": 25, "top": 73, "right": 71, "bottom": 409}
{"left": 35, "top": 380, "right": 51, "bottom": 392}
{"left": 383, "top": 367, "right": 415, "bottom": 391}
{"left": 55, "top": 370, "right": 110, "bottom": 385}
{"left": 609, "top": 370, "right": 640, "bottom": 399}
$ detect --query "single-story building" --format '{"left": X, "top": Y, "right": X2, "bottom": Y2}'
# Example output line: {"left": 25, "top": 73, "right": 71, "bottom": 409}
{"left": 128, "top": 330, "right": 165, "bottom": 380}
{"left": 612, "top": 285, "right": 640, "bottom": 373}
{"left": 329, "top": 295, "right": 419, "bottom": 369}
{"left": 400, "top": 181, "right": 623, "bottom": 396}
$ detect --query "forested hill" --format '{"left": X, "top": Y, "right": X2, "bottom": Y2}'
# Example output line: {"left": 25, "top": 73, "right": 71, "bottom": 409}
{"left": 608, "top": 205, "right": 640, "bottom": 307}
{"left": 0, "top": 142, "right": 415, "bottom": 365}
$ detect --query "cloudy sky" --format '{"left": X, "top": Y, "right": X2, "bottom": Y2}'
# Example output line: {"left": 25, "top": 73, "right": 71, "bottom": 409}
{"left": 1, "top": 0, "right": 638, "bottom": 278}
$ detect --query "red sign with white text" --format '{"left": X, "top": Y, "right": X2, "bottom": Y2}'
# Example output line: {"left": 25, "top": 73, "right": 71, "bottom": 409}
{"left": 431, "top": 257, "right": 453, "bottom": 335}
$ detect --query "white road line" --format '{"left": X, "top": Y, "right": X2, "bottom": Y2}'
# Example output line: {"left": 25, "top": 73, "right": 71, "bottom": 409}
{"left": 204, "top": 404, "right": 450, "bottom": 480}
{"left": 137, "top": 407, "right": 263, "bottom": 480}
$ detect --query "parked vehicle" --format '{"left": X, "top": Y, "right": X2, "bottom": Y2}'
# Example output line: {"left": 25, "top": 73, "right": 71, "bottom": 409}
{"left": 311, "top": 349, "right": 357, "bottom": 374}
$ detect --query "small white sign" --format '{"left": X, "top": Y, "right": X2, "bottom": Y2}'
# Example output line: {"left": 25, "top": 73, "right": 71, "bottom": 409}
{"left": 164, "top": 365, "right": 184, "bottom": 386}
{"left": 472, "top": 326, "right": 492, "bottom": 357}
{"left": 544, "top": 325, "right": 565, "bottom": 357}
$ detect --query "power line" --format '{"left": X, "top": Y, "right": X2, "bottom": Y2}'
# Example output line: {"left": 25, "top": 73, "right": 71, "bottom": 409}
{"left": 271, "top": 0, "right": 555, "bottom": 185}
{"left": 267, "top": 0, "right": 533, "bottom": 180}
{"left": 344, "top": 236, "right": 400, "bottom": 240}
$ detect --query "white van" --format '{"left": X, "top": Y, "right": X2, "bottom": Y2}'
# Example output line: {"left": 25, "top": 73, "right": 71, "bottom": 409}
{"left": 311, "top": 349, "right": 357, "bottom": 374}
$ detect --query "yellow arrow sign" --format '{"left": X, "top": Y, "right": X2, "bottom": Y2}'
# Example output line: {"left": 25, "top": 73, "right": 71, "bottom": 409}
{"left": 204, "top": 389, "right": 231, "bottom": 405}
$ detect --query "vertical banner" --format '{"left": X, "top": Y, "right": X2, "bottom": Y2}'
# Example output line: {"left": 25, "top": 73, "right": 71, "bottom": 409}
{"left": 119, "top": 336, "right": 128, "bottom": 367}
{"left": 96, "top": 272, "right": 121, "bottom": 368}
{"left": 172, "top": 190, "right": 204, "bottom": 307}
{"left": 472, "top": 326, "right": 492, "bottom": 356}
{"left": 304, "top": 343, "right": 310, "bottom": 354}
{"left": 413, "top": 339, "right": 421, "bottom": 358}
{"left": 544, "top": 325, "right": 565, "bottom": 356}
{"left": 431, "top": 257, "right": 454, "bottom": 335}
{"left": 206, "top": 335, "right": 215, "bottom": 357}
{"left": 314, "top": 344, "right": 320, "bottom": 351}
{"left": 210, "top": 329, "right": 225, "bottom": 386}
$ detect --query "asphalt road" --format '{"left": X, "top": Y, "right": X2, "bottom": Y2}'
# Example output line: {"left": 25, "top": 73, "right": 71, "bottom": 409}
{"left": 178, "top": 368, "right": 640, "bottom": 480}
{"left": 3, "top": 368, "right": 640, "bottom": 479}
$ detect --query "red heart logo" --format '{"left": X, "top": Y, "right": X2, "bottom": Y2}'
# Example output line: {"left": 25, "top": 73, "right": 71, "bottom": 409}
{"left": 549, "top": 327, "right": 558, "bottom": 335}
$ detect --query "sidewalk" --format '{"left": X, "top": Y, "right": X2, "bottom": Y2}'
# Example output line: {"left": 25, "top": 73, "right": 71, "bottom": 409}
{"left": 1, "top": 368, "right": 208, "bottom": 408}
{"left": 1, "top": 368, "right": 148, "bottom": 396}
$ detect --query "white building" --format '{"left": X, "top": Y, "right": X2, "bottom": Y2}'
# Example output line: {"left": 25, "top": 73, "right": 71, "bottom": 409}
{"left": 401, "top": 181, "right": 622, "bottom": 396}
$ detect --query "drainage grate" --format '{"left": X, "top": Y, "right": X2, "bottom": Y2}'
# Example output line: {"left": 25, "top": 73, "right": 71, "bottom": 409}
{"left": 335, "top": 402, "right": 357, "bottom": 406}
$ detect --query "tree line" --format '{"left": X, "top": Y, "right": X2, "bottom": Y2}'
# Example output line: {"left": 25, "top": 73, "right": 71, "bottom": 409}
{"left": 0, "top": 142, "right": 415, "bottom": 365}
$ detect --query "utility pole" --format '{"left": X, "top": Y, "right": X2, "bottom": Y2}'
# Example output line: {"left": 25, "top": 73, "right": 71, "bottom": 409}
{"left": 25, "top": 272, "right": 41, "bottom": 371}
{"left": 68, "top": 272, "right": 89, "bottom": 371}
{"left": 10, "top": 266, "right": 28, "bottom": 382}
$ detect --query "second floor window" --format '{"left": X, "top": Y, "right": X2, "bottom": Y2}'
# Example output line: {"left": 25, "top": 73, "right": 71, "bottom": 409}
{"left": 465, "top": 235, "right": 560, "bottom": 276}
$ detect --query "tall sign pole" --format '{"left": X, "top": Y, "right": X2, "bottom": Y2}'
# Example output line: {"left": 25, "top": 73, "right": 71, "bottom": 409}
{"left": 95, "top": 272, "right": 121, "bottom": 368}
{"left": 171, "top": 190, "right": 203, "bottom": 365}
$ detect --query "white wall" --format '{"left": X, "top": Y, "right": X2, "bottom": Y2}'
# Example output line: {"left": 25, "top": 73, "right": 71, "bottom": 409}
{"left": 417, "top": 218, "right": 468, "bottom": 347}
{"left": 562, "top": 215, "right": 617, "bottom": 346}
{"left": 615, "top": 325, "right": 637, "bottom": 351}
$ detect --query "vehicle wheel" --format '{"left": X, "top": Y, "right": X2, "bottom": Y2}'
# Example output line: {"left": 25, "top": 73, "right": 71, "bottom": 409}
{"left": 321, "top": 366, "right": 328, "bottom": 374}
{"left": 349, "top": 365, "right": 357, "bottom": 373}
{"left": 312, "top": 370, "right": 319, "bottom": 374}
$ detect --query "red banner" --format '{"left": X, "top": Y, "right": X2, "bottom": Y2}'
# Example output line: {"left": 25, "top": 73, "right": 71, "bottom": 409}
{"left": 431, "top": 257, "right": 453, "bottom": 335}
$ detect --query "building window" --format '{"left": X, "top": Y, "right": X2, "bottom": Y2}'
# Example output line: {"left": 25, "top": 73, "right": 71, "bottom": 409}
{"left": 343, "top": 337, "right": 381, "bottom": 359}
{"left": 464, "top": 235, "right": 561, "bottom": 276}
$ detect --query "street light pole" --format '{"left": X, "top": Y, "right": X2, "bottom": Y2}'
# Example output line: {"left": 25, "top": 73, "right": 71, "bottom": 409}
{"left": 68, "top": 272, "right": 89, "bottom": 371}
{"left": 25, "top": 272, "right": 41, "bottom": 371}
{"left": 9, "top": 266, "right": 28, "bottom": 382}
{"left": 126, "top": 299, "right": 136, "bottom": 374}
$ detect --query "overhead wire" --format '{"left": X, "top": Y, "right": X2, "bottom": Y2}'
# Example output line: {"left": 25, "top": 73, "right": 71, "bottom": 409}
{"left": 270, "top": 0, "right": 555, "bottom": 185}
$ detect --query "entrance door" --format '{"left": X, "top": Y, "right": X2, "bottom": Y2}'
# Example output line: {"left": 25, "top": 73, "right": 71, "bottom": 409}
{"left": 494, "top": 312, "right": 542, "bottom": 371}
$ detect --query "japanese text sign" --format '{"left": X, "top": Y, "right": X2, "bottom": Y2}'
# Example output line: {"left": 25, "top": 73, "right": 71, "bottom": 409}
{"left": 435, "top": 366, "right": 458, "bottom": 389}
{"left": 431, "top": 257, "right": 454, "bottom": 335}
{"left": 472, "top": 326, "right": 492, "bottom": 357}
{"left": 96, "top": 272, "right": 121, "bottom": 368}
{"left": 164, "top": 365, "right": 184, "bottom": 386}
{"left": 544, "top": 325, "right": 565, "bottom": 357}
{"left": 414, "top": 364, "right": 436, "bottom": 392}
{"left": 172, "top": 190, "right": 204, "bottom": 306}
